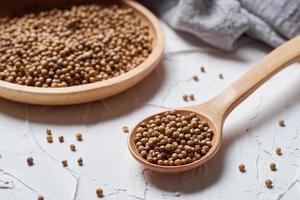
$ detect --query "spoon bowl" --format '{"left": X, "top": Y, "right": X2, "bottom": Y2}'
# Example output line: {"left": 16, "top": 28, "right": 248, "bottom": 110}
{"left": 128, "top": 35, "right": 300, "bottom": 173}
{"left": 128, "top": 109, "right": 221, "bottom": 173}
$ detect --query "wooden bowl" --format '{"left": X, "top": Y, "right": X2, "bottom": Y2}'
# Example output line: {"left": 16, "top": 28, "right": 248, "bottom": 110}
{"left": 0, "top": 0, "right": 164, "bottom": 105}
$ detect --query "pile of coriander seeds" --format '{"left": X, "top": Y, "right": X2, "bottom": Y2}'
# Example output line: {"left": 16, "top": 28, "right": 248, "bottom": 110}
{"left": 134, "top": 111, "right": 214, "bottom": 166}
{"left": 0, "top": 2, "right": 152, "bottom": 87}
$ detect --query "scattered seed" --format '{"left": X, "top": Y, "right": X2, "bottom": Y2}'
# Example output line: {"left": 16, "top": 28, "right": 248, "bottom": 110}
{"left": 122, "top": 126, "right": 129, "bottom": 133}
{"left": 46, "top": 135, "right": 53, "bottom": 143}
{"left": 58, "top": 135, "right": 64, "bottom": 143}
{"left": 76, "top": 133, "right": 83, "bottom": 141}
{"left": 26, "top": 157, "right": 34, "bottom": 166}
{"left": 265, "top": 179, "right": 273, "bottom": 188}
{"left": 96, "top": 188, "right": 104, "bottom": 198}
{"left": 189, "top": 94, "right": 195, "bottom": 101}
{"left": 77, "top": 157, "right": 83, "bottom": 166}
{"left": 0, "top": 4, "right": 152, "bottom": 87}
{"left": 219, "top": 73, "right": 224, "bottom": 79}
{"left": 37, "top": 195, "right": 44, "bottom": 200}
{"left": 200, "top": 66, "right": 205, "bottom": 73}
{"left": 46, "top": 128, "right": 52, "bottom": 135}
{"left": 270, "top": 162, "right": 277, "bottom": 171}
{"left": 62, "top": 160, "right": 68, "bottom": 167}
{"left": 70, "top": 144, "right": 76, "bottom": 152}
{"left": 182, "top": 94, "right": 188, "bottom": 102}
{"left": 275, "top": 147, "right": 282, "bottom": 155}
{"left": 192, "top": 75, "right": 198, "bottom": 81}
{"left": 134, "top": 111, "right": 213, "bottom": 166}
{"left": 238, "top": 164, "right": 246, "bottom": 173}
{"left": 278, "top": 119, "right": 285, "bottom": 127}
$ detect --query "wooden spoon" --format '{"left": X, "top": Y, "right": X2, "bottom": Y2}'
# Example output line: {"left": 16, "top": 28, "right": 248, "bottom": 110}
{"left": 128, "top": 35, "right": 300, "bottom": 173}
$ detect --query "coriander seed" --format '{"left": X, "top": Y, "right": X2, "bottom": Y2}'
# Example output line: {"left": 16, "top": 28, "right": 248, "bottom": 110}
{"left": 182, "top": 95, "right": 188, "bottom": 102}
{"left": 62, "top": 160, "right": 68, "bottom": 167}
{"left": 275, "top": 147, "right": 282, "bottom": 155}
{"left": 0, "top": 4, "right": 152, "bottom": 87}
{"left": 134, "top": 111, "right": 214, "bottom": 166}
{"left": 238, "top": 164, "right": 246, "bottom": 173}
{"left": 46, "top": 128, "right": 52, "bottom": 135}
{"left": 76, "top": 133, "right": 83, "bottom": 141}
{"left": 189, "top": 94, "right": 195, "bottom": 101}
{"left": 96, "top": 188, "right": 104, "bottom": 198}
{"left": 192, "top": 75, "right": 198, "bottom": 81}
{"left": 77, "top": 157, "right": 83, "bottom": 166}
{"left": 70, "top": 144, "right": 76, "bottom": 152}
{"left": 26, "top": 157, "right": 34, "bottom": 166}
{"left": 278, "top": 119, "right": 285, "bottom": 127}
{"left": 200, "top": 66, "right": 205, "bottom": 73}
{"left": 58, "top": 136, "right": 64, "bottom": 143}
{"left": 122, "top": 126, "right": 129, "bottom": 133}
{"left": 37, "top": 195, "right": 44, "bottom": 200}
{"left": 265, "top": 179, "right": 273, "bottom": 188}
{"left": 270, "top": 162, "right": 277, "bottom": 171}
{"left": 46, "top": 135, "right": 53, "bottom": 143}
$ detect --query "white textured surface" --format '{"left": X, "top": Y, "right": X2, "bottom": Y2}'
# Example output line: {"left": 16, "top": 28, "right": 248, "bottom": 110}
{"left": 1, "top": 23, "right": 300, "bottom": 200}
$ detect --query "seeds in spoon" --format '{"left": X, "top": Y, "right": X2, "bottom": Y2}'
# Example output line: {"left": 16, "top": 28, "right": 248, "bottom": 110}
{"left": 238, "top": 164, "right": 246, "bottom": 172}
{"left": 278, "top": 119, "right": 285, "bottom": 127}
{"left": 0, "top": 3, "right": 152, "bottom": 87}
{"left": 134, "top": 111, "right": 214, "bottom": 166}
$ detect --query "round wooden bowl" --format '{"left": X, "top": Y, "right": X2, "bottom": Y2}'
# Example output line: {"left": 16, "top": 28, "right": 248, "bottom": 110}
{"left": 0, "top": 0, "right": 164, "bottom": 105}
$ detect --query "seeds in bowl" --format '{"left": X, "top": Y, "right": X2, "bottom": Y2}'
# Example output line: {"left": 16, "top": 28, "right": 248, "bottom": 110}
{"left": 134, "top": 111, "right": 214, "bottom": 166}
{"left": 0, "top": 3, "right": 152, "bottom": 88}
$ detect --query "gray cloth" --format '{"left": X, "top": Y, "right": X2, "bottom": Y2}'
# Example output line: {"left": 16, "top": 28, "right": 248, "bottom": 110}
{"left": 141, "top": 0, "right": 300, "bottom": 51}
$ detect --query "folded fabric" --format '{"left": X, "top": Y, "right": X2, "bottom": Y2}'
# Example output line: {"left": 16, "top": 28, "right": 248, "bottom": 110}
{"left": 140, "top": 0, "right": 300, "bottom": 51}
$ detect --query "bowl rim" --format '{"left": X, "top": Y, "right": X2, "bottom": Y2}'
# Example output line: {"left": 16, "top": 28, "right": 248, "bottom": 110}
{"left": 0, "top": 0, "right": 164, "bottom": 95}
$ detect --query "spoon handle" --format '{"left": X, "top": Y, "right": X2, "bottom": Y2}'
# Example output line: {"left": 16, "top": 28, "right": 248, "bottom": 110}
{"left": 209, "top": 36, "right": 300, "bottom": 121}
